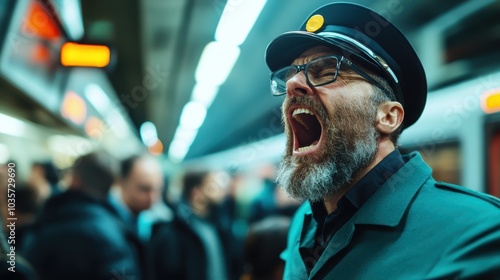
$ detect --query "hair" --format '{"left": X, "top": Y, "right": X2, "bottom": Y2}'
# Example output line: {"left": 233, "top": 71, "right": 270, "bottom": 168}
{"left": 15, "top": 182, "right": 39, "bottom": 214}
{"left": 33, "top": 161, "right": 60, "bottom": 185}
{"left": 243, "top": 216, "right": 291, "bottom": 280}
{"left": 72, "top": 151, "right": 119, "bottom": 198}
{"left": 181, "top": 170, "right": 210, "bottom": 201}
{"left": 120, "top": 155, "right": 141, "bottom": 179}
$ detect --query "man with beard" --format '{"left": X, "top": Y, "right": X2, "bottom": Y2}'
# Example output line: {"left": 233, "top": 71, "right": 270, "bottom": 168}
{"left": 265, "top": 3, "right": 500, "bottom": 279}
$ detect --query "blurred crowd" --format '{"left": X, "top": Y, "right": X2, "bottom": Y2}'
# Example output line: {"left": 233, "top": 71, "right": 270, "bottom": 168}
{"left": 0, "top": 151, "right": 301, "bottom": 280}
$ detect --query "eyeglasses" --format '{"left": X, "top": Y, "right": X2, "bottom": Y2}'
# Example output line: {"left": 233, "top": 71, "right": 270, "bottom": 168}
{"left": 270, "top": 55, "right": 393, "bottom": 98}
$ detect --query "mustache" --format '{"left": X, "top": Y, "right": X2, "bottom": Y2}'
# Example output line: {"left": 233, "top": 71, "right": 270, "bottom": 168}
{"left": 282, "top": 96, "right": 329, "bottom": 123}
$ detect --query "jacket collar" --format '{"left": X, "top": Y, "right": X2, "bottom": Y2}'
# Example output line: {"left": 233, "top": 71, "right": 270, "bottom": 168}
{"left": 306, "top": 152, "right": 432, "bottom": 279}
{"left": 352, "top": 152, "right": 432, "bottom": 227}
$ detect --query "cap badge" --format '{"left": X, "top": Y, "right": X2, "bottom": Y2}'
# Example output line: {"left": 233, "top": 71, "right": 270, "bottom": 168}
{"left": 305, "top": 14, "right": 324, "bottom": 33}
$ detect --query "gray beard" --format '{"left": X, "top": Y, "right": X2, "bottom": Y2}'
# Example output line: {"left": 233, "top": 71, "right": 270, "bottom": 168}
{"left": 276, "top": 97, "right": 379, "bottom": 202}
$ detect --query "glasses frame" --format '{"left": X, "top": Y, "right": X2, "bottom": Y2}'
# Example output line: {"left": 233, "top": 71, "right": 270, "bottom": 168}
{"left": 270, "top": 54, "right": 394, "bottom": 99}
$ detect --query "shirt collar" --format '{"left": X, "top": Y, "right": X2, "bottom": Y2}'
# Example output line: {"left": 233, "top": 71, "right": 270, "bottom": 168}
{"left": 311, "top": 149, "right": 404, "bottom": 222}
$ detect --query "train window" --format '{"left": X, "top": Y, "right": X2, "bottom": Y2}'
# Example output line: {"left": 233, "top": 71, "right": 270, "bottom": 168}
{"left": 486, "top": 129, "right": 500, "bottom": 197}
{"left": 399, "top": 143, "right": 461, "bottom": 185}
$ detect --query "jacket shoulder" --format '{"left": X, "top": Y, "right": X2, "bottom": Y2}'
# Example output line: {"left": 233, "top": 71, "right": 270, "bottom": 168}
{"left": 433, "top": 181, "right": 500, "bottom": 208}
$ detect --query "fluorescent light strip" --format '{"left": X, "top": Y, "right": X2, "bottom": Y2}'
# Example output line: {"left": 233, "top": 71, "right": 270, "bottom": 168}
{"left": 195, "top": 42, "right": 240, "bottom": 86}
{"left": 215, "top": 0, "right": 268, "bottom": 46}
{"left": 180, "top": 101, "right": 207, "bottom": 130}
{"left": 140, "top": 121, "right": 159, "bottom": 146}
{"left": 191, "top": 84, "right": 219, "bottom": 107}
{"left": 85, "top": 83, "right": 111, "bottom": 115}
{"left": 169, "top": 0, "right": 268, "bottom": 161}
{"left": 0, "top": 113, "right": 27, "bottom": 137}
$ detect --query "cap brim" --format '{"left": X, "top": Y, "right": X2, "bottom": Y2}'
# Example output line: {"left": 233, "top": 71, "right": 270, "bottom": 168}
{"left": 266, "top": 31, "right": 376, "bottom": 72}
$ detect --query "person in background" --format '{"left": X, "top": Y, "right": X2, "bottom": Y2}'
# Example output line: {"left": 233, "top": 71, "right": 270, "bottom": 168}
{"left": 264, "top": 2, "right": 500, "bottom": 279}
{"left": 27, "top": 161, "right": 62, "bottom": 205}
{"left": 150, "top": 170, "right": 234, "bottom": 280}
{"left": 241, "top": 216, "right": 290, "bottom": 280}
{"left": 21, "top": 151, "right": 145, "bottom": 280}
{"left": 110, "top": 154, "right": 164, "bottom": 239}
{"left": 249, "top": 164, "right": 300, "bottom": 224}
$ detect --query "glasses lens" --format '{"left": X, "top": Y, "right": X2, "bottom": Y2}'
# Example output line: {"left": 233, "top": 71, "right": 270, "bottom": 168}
{"left": 307, "top": 56, "right": 339, "bottom": 86}
{"left": 270, "top": 66, "right": 297, "bottom": 95}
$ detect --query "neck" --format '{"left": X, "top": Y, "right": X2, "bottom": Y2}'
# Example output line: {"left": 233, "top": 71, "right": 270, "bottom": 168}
{"left": 323, "top": 139, "right": 396, "bottom": 214}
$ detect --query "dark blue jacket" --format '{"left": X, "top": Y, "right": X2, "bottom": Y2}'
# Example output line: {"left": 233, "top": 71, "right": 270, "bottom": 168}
{"left": 21, "top": 190, "right": 144, "bottom": 280}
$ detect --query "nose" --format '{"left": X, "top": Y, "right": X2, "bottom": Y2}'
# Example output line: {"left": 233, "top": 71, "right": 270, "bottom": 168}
{"left": 286, "top": 71, "right": 313, "bottom": 97}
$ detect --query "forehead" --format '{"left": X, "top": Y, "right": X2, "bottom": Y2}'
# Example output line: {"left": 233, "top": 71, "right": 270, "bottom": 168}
{"left": 292, "top": 46, "right": 339, "bottom": 64}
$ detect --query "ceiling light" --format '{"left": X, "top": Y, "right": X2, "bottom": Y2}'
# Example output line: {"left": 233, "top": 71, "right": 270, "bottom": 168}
{"left": 179, "top": 101, "right": 207, "bottom": 130}
{"left": 140, "top": 121, "right": 159, "bottom": 146}
{"left": 191, "top": 83, "right": 219, "bottom": 107}
{"left": 0, "top": 113, "right": 27, "bottom": 137}
{"left": 168, "top": 140, "right": 191, "bottom": 163}
{"left": 106, "top": 110, "right": 128, "bottom": 139}
{"left": 195, "top": 41, "right": 240, "bottom": 86}
{"left": 53, "top": 0, "right": 85, "bottom": 40}
{"left": 85, "top": 83, "right": 111, "bottom": 115}
{"left": 215, "top": 0, "right": 268, "bottom": 45}
{"left": 171, "top": 126, "right": 198, "bottom": 144}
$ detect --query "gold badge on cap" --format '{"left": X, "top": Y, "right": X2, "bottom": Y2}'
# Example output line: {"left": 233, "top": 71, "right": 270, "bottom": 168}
{"left": 306, "top": 14, "right": 324, "bottom": 33}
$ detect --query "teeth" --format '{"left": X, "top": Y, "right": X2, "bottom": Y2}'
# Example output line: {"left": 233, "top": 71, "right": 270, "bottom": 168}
{"left": 292, "top": 108, "right": 314, "bottom": 129}
{"left": 292, "top": 108, "right": 314, "bottom": 116}
{"left": 295, "top": 141, "right": 319, "bottom": 153}
{"left": 296, "top": 145, "right": 313, "bottom": 153}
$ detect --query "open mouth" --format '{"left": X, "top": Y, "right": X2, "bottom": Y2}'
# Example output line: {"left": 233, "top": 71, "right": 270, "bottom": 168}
{"left": 288, "top": 106, "right": 323, "bottom": 154}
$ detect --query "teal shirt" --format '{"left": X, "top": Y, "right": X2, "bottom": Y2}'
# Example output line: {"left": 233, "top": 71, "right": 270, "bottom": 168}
{"left": 282, "top": 152, "right": 500, "bottom": 279}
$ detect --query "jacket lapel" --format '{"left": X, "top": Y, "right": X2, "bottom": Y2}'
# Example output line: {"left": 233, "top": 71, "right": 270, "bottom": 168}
{"left": 354, "top": 152, "right": 432, "bottom": 226}
{"left": 308, "top": 152, "right": 432, "bottom": 279}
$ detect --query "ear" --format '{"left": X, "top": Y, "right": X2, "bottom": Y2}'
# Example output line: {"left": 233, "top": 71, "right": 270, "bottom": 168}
{"left": 375, "top": 101, "right": 404, "bottom": 134}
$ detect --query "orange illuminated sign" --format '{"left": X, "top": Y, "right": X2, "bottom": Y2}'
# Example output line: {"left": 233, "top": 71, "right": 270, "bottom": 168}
{"left": 481, "top": 89, "right": 500, "bottom": 114}
{"left": 60, "top": 42, "right": 111, "bottom": 67}
{"left": 22, "top": 1, "right": 61, "bottom": 40}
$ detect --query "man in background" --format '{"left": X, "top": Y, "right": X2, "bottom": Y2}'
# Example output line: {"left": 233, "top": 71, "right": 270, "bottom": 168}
{"left": 150, "top": 170, "right": 234, "bottom": 280}
{"left": 110, "top": 154, "right": 165, "bottom": 239}
{"left": 22, "top": 151, "right": 144, "bottom": 280}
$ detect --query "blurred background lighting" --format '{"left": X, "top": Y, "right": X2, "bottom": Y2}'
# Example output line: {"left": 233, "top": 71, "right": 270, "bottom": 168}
{"left": 140, "top": 121, "right": 159, "bottom": 146}
{"left": 0, "top": 143, "right": 9, "bottom": 164}
{"left": 148, "top": 139, "right": 164, "bottom": 155}
{"left": 57, "top": 0, "right": 85, "bottom": 40}
{"left": 215, "top": 0, "right": 268, "bottom": 45}
{"left": 0, "top": 113, "right": 27, "bottom": 137}
{"left": 194, "top": 42, "right": 240, "bottom": 86}
{"left": 481, "top": 89, "right": 500, "bottom": 114}
{"left": 85, "top": 83, "right": 111, "bottom": 115}
{"left": 106, "top": 109, "right": 128, "bottom": 139}
{"left": 179, "top": 101, "right": 207, "bottom": 130}
{"left": 84, "top": 116, "right": 105, "bottom": 139}
{"left": 61, "top": 42, "right": 110, "bottom": 67}
{"left": 168, "top": 139, "right": 191, "bottom": 163}
{"left": 191, "top": 83, "right": 219, "bottom": 107}
{"left": 61, "top": 91, "right": 87, "bottom": 125}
